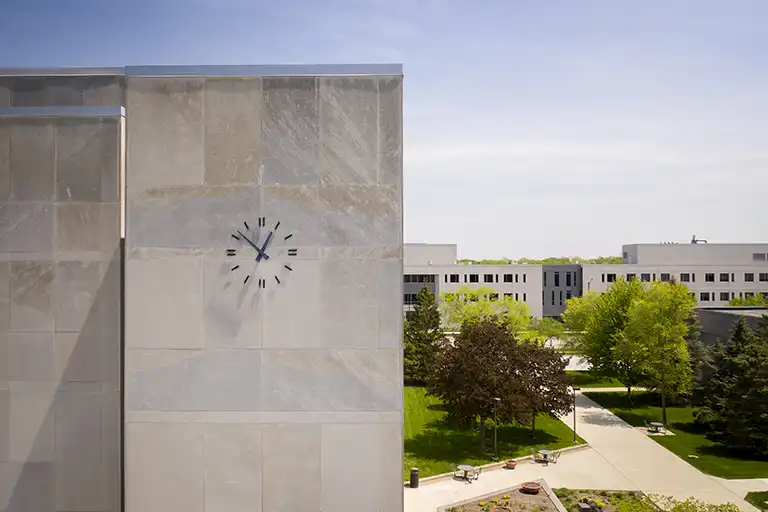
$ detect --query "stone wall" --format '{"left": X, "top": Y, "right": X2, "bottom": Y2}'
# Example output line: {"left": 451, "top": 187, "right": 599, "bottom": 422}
{"left": 124, "top": 71, "right": 403, "bottom": 512}
{"left": 0, "top": 75, "right": 123, "bottom": 512}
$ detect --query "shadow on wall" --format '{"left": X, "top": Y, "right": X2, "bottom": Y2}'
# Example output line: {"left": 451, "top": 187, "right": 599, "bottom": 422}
{"left": 5, "top": 243, "right": 122, "bottom": 512}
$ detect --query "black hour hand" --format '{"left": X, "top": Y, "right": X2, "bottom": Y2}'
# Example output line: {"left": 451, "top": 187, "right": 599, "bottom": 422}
{"left": 237, "top": 230, "right": 270, "bottom": 261}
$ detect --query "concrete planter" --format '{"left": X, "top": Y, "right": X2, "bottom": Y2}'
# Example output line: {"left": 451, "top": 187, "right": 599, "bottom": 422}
{"left": 504, "top": 460, "right": 517, "bottom": 469}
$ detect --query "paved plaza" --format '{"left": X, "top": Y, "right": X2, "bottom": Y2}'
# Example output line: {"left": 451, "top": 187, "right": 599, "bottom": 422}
{"left": 405, "top": 392, "right": 763, "bottom": 512}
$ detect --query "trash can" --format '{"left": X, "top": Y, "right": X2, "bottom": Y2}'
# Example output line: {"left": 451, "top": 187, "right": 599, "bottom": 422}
{"left": 409, "top": 468, "right": 420, "bottom": 488}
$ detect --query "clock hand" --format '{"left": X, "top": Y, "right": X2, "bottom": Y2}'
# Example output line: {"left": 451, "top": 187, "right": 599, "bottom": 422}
{"left": 237, "top": 230, "right": 270, "bottom": 261}
{"left": 256, "top": 231, "right": 274, "bottom": 262}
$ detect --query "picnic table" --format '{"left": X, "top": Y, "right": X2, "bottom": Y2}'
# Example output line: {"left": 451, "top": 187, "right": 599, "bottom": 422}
{"left": 457, "top": 464, "right": 474, "bottom": 480}
{"left": 539, "top": 449, "right": 551, "bottom": 461}
{"left": 650, "top": 422, "right": 664, "bottom": 433}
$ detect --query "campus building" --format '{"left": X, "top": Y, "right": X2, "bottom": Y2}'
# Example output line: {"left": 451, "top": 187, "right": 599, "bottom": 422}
{"left": 404, "top": 240, "right": 768, "bottom": 319}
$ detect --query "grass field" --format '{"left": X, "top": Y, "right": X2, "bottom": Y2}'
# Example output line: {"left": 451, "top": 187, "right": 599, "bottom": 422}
{"left": 584, "top": 391, "right": 768, "bottom": 479}
{"left": 404, "top": 386, "right": 583, "bottom": 479}
{"left": 746, "top": 491, "right": 768, "bottom": 511}
{"left": 566, "top": 370, "right": 624, "bottom": 388}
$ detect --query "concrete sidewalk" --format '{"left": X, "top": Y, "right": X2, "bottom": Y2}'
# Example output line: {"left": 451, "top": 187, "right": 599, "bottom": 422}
{"left": 560, "top": 393, "right": 759, "bottom": 511}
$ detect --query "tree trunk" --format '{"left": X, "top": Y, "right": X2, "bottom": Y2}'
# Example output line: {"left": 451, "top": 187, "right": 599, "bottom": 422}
{"left": 626, "top": 385, "right": 632, "bottom": 405}
{"left": 479, "top": 416, "right": 486, "bottom": 449}
{"left": 530, "top": 413, "right": 537, "bottom": 437}
{"left": 661, "top": 368, "right": 668, "bottom": 427}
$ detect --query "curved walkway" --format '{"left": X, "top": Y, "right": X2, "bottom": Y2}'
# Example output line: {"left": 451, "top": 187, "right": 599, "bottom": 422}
{"left": 560, "top": 392, "right": 759, "bottom": 511}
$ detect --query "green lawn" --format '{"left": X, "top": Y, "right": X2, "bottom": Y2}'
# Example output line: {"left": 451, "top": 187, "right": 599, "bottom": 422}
{"left": 566, "top": 370, "right": 624, "bottom": 388}
{"left": 404, "top": 386, "right": 584, "bottom": 479}
{"left": 746, "top": 491, "right": 768, "bottom": 511}
{"left": 584, "top": 391, "right": 768, "bottom": 479}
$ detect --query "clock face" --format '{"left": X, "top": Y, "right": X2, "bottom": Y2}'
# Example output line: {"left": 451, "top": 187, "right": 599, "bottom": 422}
{"left": 226, "top": 217, "right": 298, "bottom": 290}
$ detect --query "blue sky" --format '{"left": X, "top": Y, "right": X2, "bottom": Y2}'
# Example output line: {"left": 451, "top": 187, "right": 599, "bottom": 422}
{"left": 2, "top": 0, "right": 767, "bottom": 259}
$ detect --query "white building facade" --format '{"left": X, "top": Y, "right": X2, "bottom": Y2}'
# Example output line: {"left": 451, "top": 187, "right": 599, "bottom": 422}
{"left": 405, "top": 241, "right": 768, "bottom": 318}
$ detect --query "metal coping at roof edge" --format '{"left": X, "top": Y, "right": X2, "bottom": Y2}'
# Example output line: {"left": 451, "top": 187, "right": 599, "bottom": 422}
{"left": 0, "top": 106, "right": 125, "bottom": 118}
{"left": 0, "top": 63, "right": 403, "bottom": 77}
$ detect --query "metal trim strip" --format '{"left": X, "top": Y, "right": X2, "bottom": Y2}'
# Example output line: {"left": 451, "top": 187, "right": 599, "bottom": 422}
{"left": 0, "top": 106, "right": 125, "bottom": 117}
{"left": 0, "top": 67, "right": 125, "bottom": 76}
{"left": 125, "top": 63, "right": 403, "bottom": 77}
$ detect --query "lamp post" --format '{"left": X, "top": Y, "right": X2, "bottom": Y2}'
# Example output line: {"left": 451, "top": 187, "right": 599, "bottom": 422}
{"left": 493, "top": 397, "right": 501, "bottom": 460}
{"left": 572, "top": 387, "right": 581, "bottom": 442}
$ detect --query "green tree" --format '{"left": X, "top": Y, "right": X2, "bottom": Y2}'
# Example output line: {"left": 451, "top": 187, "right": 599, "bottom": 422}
{"left": 625, "top": 281, "right": 696, "bottom": 425}
{"left": 525, "top": 317, "right": 566, "bottom": 346}
{"left": 563, "top": 278, "right": 649, "bottom": 399}
{"left": 515, "top": 344, "right": 573, "bottom": 436}
{"left": 438, "top": 286, "right": 532, "bottom": 333}
{"left": 696, "top": 317, "right": 768, "bottom": 457}
{"left": 728, "top": 294, "right": 768, "bottom": 306}
{"left": 403, "top": 286, "right": 443, "bottom": 384}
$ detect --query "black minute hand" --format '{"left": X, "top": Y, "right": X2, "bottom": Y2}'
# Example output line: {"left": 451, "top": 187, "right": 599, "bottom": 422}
{"left": 237, "top": 230, "right": 269, "bottom": 261}
{"left": 256, "top": 231, "right": 274, "bottom": 262}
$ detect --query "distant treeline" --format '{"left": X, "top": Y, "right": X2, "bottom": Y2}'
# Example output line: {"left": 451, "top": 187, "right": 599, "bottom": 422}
{"left": 456, "top": 256, "right": 623, "bottom": 265}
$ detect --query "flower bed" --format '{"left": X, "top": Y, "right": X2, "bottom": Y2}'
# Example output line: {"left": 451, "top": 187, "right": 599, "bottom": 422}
{"left": 444, "top": 486, "right": 558, "bottom": 512}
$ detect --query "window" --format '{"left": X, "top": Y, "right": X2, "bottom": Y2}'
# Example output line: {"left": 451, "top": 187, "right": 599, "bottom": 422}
{"left": 551, "top": 291, "right": 555, "bottom": 305}
{"left": 404, "top": 275, "right": 410, "bottom": 283}
{"left": 543, "top": 273, "right": 547, "bottom": 286}
{"left": 641, "top": 273, "right": 651, "bottom": 282}
{"left": 720, "top": 292, "right": 730, "bottom": 301}
{"left": 566, "top": 290, "right": 572, "bottom": 299}
{"left": 450, "top": 274, "right": 459, "bottom": 283}
{"left": 753, "top": 253, "right": 767, "bottom": 261}
{"left": 559, "top": 290, "right": 563, "bottom": 305}
{"left": 464, "top": 274, "right": 467, "bottom": 283}
{"left": 745, "top": 292, "right": 755, "bottom": 297}
{"left": 745, "top": 273, "right": 754, "bottom": 282}
{"left": 601, "top": 274, "right": 605, "bottom": 283}
{"left": 705, "top": 273, "right": 715, "bottom": 282}
{"left": 404, "top": 274, "right": 434, "bottom": 283}
{"left": 554, "top": 272, "right": 560, "bottom": 286}
{"left": 652, "top": 273, "right": 656, "bottom": 281}
{"left": 607, "top": 273, "right": 616, "bottom": 283}
{"left": 626, "top": 273, "right": 636, "bottom": 281}
{"left": 660, "top": 273, "right": 670, "bottom": 282}
{"left": 515, "top": 274, "right": 519, "bottom": 283}
{"left": 760, "top": 273, "right": 768, "bottom": 282}
{"left": 700, "top": 292, "right": 710, "bottom": 301}
{"left": 504, "top": 293, "right": 513, "bottom": 299}
{"left": 572, "top": 272, "right": 578, "bottom": 286}
{"left": 523, "top": 293, "right": 527, "bottom": 302}
{"left": 484, "top": 274, "right": 494, "bottom": 283}
{"left": 469, "top": 274, "right": 479, "bottom": 283}
{"left": 523, "top": 274, "right": 527, "bottom": 283}
{"left": 444, "top": 274, "right": 447, "bottom": 283}
{"left": 504, "top": 274, "right": 513, "bottom": 283}
{"left": 719, "top": 273, "right": 729, "bottom": 282}
{"left": 566, "top": 273, "right": 572, "bottom": 286}
{"left": 489, "top": 293, "right": 499, "bottom": 300}
{"left": 404, "top": 293, "right": 418, "bottom": 305}
{"left": 731, "top": 273, "right": 734, "bottom": 282}
{"left": 680, "top": 273, "right": 690, "bottom": 283}
{"left": 689, "top": 292, "right": 695, "bottom": 299}
{"left": 691, "top": 273, "right": 696, "bottom": 282}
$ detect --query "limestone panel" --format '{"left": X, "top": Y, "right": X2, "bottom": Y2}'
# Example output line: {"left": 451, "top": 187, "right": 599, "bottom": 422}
{"left": 101, "top": 390, "right": 122, "bottom": 512}
{"left": 319, "top": 77, "right": 378, "bottom": 185}
{"left": 54, "top": 386, "right": 107, "bottom": 511}
{"left": 0, "top": 203, "right": 54, "bottom": 254}
{"left": 262, "top": 424, "right": 320, "bottom": 512}
{"left": 126, "top": 422, "right": 205, "bottom": 512}
{"left": 378, "top": 77, "right": 403, "bottom": 186}
{"left": 262, "top": 77, "right": 320, "bottom": 185}
{"left": 204, "top": 78, "right": 262, "bottom": 185}
{"left": 0, "top": 121, "right": 9, "bottom": 201}
{"left": 55, "top": 202, "right": 120, "bottom": 254}
{"left": 9, "top": 261, "right": 54, "bottom": 332}
{"left": 379, "top": 422, "right": 405, "bottom": 512}
{"left": 0, "top": 461, "right": 55, "bottom": 512}
{"left": 203, "top": 259, "right": 263, "bottom": 348}
{"left": 127, "top": 185, "right": 261, "bottom": 251}
{"left": 321, "top": 423, "right": 379, "bottom": 512}
{"left": 3, "top": 333, "right": 54, "bottom": 382}
{"left": 125, "top": 77, "right": 205, "bottom": 195}
{"left": 125, "top": 349, "right": 262, "bottom": 411}
{"left": 0, "top": 261, "right": 9, "bottom": 332}
{"left": 125, "top": 258, "right": 203, "bottom": 349}
{"left": 56, "top": 118, "right": 120, "bottom": 202}
{"left": 0, "top": 390, "right": 8, "bottom": 462}
{"left": 378, "top": 258, "right": 403, "bottom": 348}
{"left": 261, "top": 185, "right": 399, "bottom": 247}
{"left": 204, "top": 424, "right": 263, "bottom": 512}
{"left": 53, "top": 260, "right": 104, "bottom": 333}
{"left": 54, "top": 333, "right": 104, "bottom": 383}
{"left": 9, "top": 382, "right": 55, "bottom": 463}
{"left": 261, "top": 349, "right": 400, "bottom": 411}
{"left": 9, "top": 119, "right": 55, "bottom": 201}
{"left": 320, "top": 256, "right": 378, "bottom": 348}
{"left": 7, "top": 76, "right": 122, "bottom": 107}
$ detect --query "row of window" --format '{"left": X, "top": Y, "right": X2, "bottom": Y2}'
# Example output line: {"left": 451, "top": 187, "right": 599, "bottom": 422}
{"left": 407, "top": 292, "right": 528, "bottom": 304}
{"left": 404, "top": 274, "right": 436, "bottom": 283}
{"left": 753, "top": 253, "right": 767, "bottom": 261}
{"left": 543, "top": 271, "right": 577, "bottom": 288}
{"left": 543, "top": 289, "right": 572, "bottom": 306}
{"left": 699, "top": 291, "right": 768, "bottom": 302}
{"left": 602, "top": 272, "right": 768, "bottom": 284}
{"left": 442, "top": 273, "right": 528, "bottom": 284}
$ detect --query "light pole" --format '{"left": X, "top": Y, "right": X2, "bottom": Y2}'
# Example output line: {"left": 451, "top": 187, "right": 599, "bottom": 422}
{"left": 572, "top": 387, "right": 581, "bottom": 442}
{"left": 493, "top": 397, "right": 501, "bottom": 460}
{"left": 587, "top": 278, "right": 594, "bottom": 291}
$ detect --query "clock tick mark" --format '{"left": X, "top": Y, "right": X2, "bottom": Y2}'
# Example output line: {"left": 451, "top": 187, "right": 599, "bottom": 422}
{"left": 231, "top": 234, "right": 240, "bottom": 241}
{"left": 231, "top": 265, "right": 240, "bottom": 271}
{"left": 288, "top": 248, "right": 298, "bottom": 256}
{"left": 243, "top": 221, "right": 249, "bottom": 230}
{"left": 244, "top": 275, "right": 250, "bottom": 284}
{"left": 275, "top": 275, "right": 281, "bottom": 284}
{"left": 284, "top": 265, "right": 293, "bottom": 271}
{"left": 226, "top": 249, "right": 236, "bottom": 256}
{"left": 274, "top": 221, "right": 280, "bottom": 230}
{"left": 284, "top": 233, "right": 293, "bottom": 240}
{"left": 258, "top": 217, "right": 266, "bottom": 227}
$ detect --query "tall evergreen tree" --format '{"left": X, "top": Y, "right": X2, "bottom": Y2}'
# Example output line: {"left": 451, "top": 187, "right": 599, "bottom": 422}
{"left": 404, "top": 286, "right": 443, "bottom": 384}
{"left": 696, "top": 317, "right": 768, "bottom": 456}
